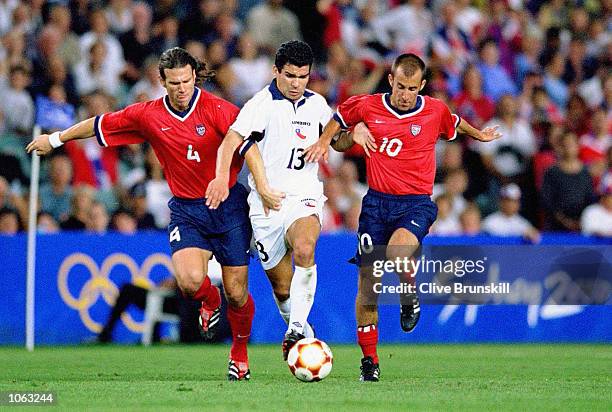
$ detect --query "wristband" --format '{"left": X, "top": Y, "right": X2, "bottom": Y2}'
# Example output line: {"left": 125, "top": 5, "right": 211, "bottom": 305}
{"left": 49, "top": 131, "right": 64, "bottom": 148}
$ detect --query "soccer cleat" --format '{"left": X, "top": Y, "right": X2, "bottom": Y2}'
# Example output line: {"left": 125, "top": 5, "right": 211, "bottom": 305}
{"left": 227, "top": 359, "right": 251, "bottom": 381}
{"left": 400, "top": 294, "right": 420, "bottom": 333}
{"left": 359, "top": 356, "right": 380, "bottom": 382}
{"left": 282, "top": 330, "right": 305, "bottom": 361}
{"left": 198, "top": 297, "right": 221, "bottom": 340}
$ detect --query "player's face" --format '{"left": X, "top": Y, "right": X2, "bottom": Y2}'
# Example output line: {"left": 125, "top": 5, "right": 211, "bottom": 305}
{"left": 161, "top": 65, "right": 196, "bottom": 111}
{"left": 389, "top": 69, "right": 426, "bottom": 111}
{"left": 274, "top": 63, "right": 310, "bottom": 101}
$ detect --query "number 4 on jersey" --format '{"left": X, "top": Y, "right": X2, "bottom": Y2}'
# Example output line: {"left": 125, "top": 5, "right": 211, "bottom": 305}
{"left": 187, "top": 145, "right": 200, "bottom": 162}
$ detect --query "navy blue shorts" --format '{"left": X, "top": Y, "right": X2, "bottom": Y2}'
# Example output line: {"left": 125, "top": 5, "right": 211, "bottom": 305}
{"left": 354, "top": 189, "right": 437, "bottom": 265}
{"left": 167, "top": 183, "right": 252, "bottom": 266}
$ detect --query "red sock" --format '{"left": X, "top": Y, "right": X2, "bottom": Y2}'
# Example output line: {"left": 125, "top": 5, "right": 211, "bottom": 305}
{"left": 357, "top": 324, "right": 379, "bottom": 364}
{"left": 191, "top": 276, "right": 220, "bottom": 310}
{"left": 227, "top": 294, "right": 255, "bottom": 363}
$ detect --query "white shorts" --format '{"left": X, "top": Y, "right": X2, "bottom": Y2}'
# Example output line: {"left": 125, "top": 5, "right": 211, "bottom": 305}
{"left": 248, "top": 191, "right": 325, "bottom": 270}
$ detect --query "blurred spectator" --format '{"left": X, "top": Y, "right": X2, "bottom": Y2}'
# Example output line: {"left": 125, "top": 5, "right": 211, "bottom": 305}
{"left": 370, "top": 0, "right": 434, "bottom": 57}
{"left": 579, "top": 108, "right": 610, "bottom": 180}
{"left": 514, "top": 32, "right": 542, "bottom": 86}
{"left": 474, "top": 94, "right": 536, "bottom": 184}
{"left": 0, "top": 152, "right": 28, "bottom": 189}
{"left": 129, "top": 182, "right": 158, "bottom": 230}
{"left": 580, "top": 183, "right": 612, "bottom": 237}
{"left": 322, "top": 176, "right": 344, "bottom": 233}
{"left": 541, "top": 132, "right": 595, "bottom": 231}
{"left": 110, "top": 208, "right": 137, "bottom": 234}
{"left": 430, "top": 0, "right": 473, "bottom": 90}
{"left": 205, "top": 11, "right": 240, "bottom": 57}
{"left": 430, "top": 193, "right": 461, "bottom": 235}
{"left": 61, "top": 184, "right": 96, "bottom": 230}
{"left": 247, "top": 0, "right": 301, "bottom": 54}
{"left": 143, "top": 146, "right": 171, "bottom": 228}
{"left": 0, "top": 207, "right": 20, "bottom": 234}
{"left": 128, "top": 55, "right": 165, "bottom": 103}
{"left": 39, "top": 154, "right": 73, "bottom": 223}
{"left": 482, "top": 183, "right": 540, "bottom": 242}
{"left": 477, "top": 38, "right": 517, "bottom": 102}
{"left": 153, "top": 15, "right": 179, "bottom": 53}
{"left": 441, "top": 168, "right": 468, "bottom": 219}
{"left": 79, "top": 8, "right": 126, "bottom": 85}
{"left": 562, "top": 36, "right": 597, "bottom": 88}
{"left": 0, "top": 0, "right": 18, "bottom": 36}
{"left": 335, "top": 58, "right": 384, "bottom": 105}
{"left": 0, "top": 64, "right": 33, "bottom": 138}
{"left": 564, "top": 93, "right": 591, "bottom": 138}
{"left": 180, "top": 0, "right": 221, "bottom": 44}
{"left": 227, "top": 32, "right": 272, "bottom": 105}
{"left": 69, "top": 0, "right": 91, "bottom": 36}
{"left": 36, "top": 211, "right": 60, "bottom": 234}
{"left": 119, "top": 2, "right": 156, "bottom": 84}
{"left": 578, "top": 66, "right": 608, "bottom": 111}
{"left": 0, "top": 175, "right": 26, "bottom": 225}
{"left": 452, "top": 65, "right": 495, "bottom": 129}
{"left": 542, "top": 52, "right": 568, "bottom": 110}
{"left": 48, "top": 4, "right": 81, "bottom": 70}
{"left": 87, "top": 201, "right": 110, "bottom": 234}
{"left": 34, "top": 84, "right": 77, "bottom": 132}
{"left": 106, "top": 0, "right": 134, "bottom": 35}
{"left": 74, "top": 41, "right": 121, "bottom": 98}
{"left": 0, "top": 30, "right": 29, "bottom": 76}
{"left": 459, "top": 203, "right": 482, "bottom": 236}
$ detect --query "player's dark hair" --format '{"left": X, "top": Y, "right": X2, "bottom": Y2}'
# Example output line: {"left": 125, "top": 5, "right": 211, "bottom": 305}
{"left": 274, "top": 40, "right": 314, "bottom": 71}
{"left": 392, "top": 53, "right": 426, "bottom": 79}
{"left": 159, "top": 47, "right": 215, "bottom": 86}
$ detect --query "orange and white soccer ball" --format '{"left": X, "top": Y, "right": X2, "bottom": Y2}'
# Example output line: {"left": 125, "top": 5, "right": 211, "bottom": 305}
{"left": 287, "top": 338, "right": 333, "bottom": 382}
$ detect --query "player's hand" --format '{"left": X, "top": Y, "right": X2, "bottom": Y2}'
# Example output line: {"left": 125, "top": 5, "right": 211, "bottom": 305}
{"left": 205, "top": 177, "right": 229, "bottom": 209}
{"left": 352, "top": 121, "right": 377, "bottom": 157}
{"left": 257, "top": 184, "right": 285, "bottom": 216}
{"left": 25, "top": 135, "right": 53, "bottom": 156}
{"left": 477, "top": 125, "right": 502, "bottom": 142}
{"left": 304, "top": 140, "right": 329, "bottom": 163}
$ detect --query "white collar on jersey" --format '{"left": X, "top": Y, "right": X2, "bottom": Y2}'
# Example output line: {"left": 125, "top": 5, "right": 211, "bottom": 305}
{"left": 163, "top": 87, "right": 201, "bottom": 122}
{"left": 382, "top": 94, "right": 425, "bottom": 119}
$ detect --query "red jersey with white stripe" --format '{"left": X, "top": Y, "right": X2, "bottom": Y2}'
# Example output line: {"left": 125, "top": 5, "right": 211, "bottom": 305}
{"left": 94, "top": 87, "right": 242, "bottom": 199}
{"left": 335, "top": 93, "right": 460, "bottom": 195}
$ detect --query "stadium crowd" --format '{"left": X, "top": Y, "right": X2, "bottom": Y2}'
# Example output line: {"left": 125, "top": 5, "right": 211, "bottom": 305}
{"left": 0, "top": 0, "right": 610, "bottom": 238}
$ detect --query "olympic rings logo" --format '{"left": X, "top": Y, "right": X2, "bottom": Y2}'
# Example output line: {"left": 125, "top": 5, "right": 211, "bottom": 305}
{"left": 57, "top": 253, "right": 174, "bottom": 333}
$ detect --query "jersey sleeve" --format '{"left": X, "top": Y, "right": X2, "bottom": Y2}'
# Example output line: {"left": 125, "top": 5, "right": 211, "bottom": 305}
{"left": 334, "top": 94, "right": 369, "bottom": 129}
{"left": 438, "top": 103, "right": 461, "bottom": 141}
{"left": 230, "top": 93, "right": 268, "bottom": 141}
{"left": 211, "top": 99, "right": 240, "bottom": 138}
{"left": 95, "top": 103, "right": 147, "bottom": 147}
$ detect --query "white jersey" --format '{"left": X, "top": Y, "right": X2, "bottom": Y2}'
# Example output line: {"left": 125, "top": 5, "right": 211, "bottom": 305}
{"left": 231, "top": 80, "right": 333, "bottom": 198}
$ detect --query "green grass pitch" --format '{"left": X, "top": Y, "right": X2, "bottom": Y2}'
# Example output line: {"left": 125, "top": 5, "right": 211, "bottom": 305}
{"left": 1, "top": 344, "right": 610, "bottom": 411}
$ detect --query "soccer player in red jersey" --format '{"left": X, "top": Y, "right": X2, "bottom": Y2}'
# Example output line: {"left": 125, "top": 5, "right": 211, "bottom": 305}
{"left": 305, "top": 54, "right": 501, "bottom": 381}
{"left": 27, "top": 47, "right": 255, "bottom": 381}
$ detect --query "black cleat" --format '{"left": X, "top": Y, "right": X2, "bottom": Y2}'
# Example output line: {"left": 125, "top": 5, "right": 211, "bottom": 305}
{"left": 400, "top": 294, "right": 420, "bottom": 333}
{"left": 227, "top": 359, "right": 250, "bottom": 381}
{"left": 359, "top": 356, "right": 380, "bottom": 382}
{"left": 282, "top": 330, "right": 305, "bottom": 361}
{"left": 199, "top": 298, "right": 221, "bottom": 340}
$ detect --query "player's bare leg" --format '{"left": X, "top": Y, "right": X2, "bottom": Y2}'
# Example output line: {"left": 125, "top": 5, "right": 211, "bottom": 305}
{"left": 388, "top": 228, "right": 421, "bottom": 333}
{"left": 172, "top": 248, "right": 221, "bottom": 339}
{"left": 356, "top": 265, "right": 380, "bottom": 381}
{"left": 280, "top": 215, "right": 320, "bottom": 359}
{"left": 222, "top": 265, "right": 254, "bottom": 381}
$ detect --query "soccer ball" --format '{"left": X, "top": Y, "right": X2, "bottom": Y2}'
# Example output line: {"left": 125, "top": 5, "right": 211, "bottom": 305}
{"left": 287, "top": 338, "right": 333, "bottom": 382}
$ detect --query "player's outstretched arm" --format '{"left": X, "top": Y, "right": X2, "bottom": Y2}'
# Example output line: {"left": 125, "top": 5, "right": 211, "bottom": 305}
{"left": 304, "top": 119, "right": 341, "bottom": 163}
{"left": 457, "top": 117, "right": 502, "bottom": 142}
{"left": 244, "top": 144, "right": 285, "bottom": 216}
{"left": 25, "top": 118, "right": 96, "bottom": 156}
{"left": 206, "top": 129, "right": 244, "bottom": 209}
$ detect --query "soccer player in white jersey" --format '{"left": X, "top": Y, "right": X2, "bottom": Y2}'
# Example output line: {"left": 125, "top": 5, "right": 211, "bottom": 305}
{"left": 207, "top": 40, "right": 353, "bottom": 359}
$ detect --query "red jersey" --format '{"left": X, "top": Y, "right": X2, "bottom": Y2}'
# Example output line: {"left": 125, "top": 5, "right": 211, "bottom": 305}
{"left": 94, "top": 87, "right": 242, "bottom": 199}
{"left": 336, "top": 94, "right": 460, "bottom": 195}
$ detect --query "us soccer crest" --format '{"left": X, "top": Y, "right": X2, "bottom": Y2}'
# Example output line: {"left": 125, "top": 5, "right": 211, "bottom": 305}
{"left": 410, "top": 124, "right": 421, "bottom": 136}
{"left": 196, "top": 124, "right": 206, "bottom": 136}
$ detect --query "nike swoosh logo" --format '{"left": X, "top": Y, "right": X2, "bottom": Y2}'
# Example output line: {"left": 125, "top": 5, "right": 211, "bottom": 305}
{"left": 410, "top": 220, "right": 421, "bottom": 227}
{"left": 161, "top": 127, "right": 171, "bottom": 131}
{"left": 374, "top": 120, "right": 384, "bottom": 124}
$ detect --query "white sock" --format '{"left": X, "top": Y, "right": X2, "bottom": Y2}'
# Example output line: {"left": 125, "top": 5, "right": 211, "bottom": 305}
{"left": 273, "top": 295, "right": 315, "bottom": 338}
{"left": 288, "top": 265, "right": 317, "bottom": 336}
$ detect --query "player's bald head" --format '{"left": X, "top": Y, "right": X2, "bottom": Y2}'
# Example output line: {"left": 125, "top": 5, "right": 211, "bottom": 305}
{"left": 391, "top": 53, "right": 426, "bottom": 81}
